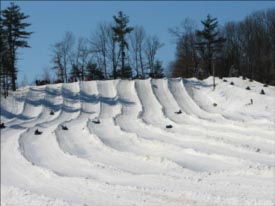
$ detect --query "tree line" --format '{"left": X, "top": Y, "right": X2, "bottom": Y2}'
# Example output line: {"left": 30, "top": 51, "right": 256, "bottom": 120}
{"left": 49, "top": 11, "right": 164, "bottom": 85}
{"left": 170, "top": 8, "right": 275, "bottom": 85}
{"left": 1, "top": 3, "right": 274, "bottom": 98}
{"left": 0, "top": 4, "right": 165, "bottom": 96}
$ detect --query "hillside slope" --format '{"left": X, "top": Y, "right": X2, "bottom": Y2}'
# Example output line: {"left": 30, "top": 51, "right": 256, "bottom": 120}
{"left": 1, "top": 77, "right": 275, "bottom": 206}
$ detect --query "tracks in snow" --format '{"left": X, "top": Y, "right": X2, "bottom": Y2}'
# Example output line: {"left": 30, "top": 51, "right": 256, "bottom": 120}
{"left": 1, "top": 78, "right": 275, "bottom": 206}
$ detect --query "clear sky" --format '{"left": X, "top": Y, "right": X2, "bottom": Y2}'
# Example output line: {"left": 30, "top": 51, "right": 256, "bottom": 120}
{"left": 1, "top": 1, "right": 275, "bottom": 84}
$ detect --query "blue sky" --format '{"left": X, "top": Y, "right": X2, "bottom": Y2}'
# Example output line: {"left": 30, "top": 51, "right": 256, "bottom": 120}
{"left": 2, "top": 1, "right": 275, "bottom": 83}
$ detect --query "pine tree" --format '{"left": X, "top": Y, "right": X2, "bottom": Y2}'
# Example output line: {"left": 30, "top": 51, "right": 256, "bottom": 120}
{"left": 86, "top": 63, "right": 104, "bottom": 80}
{"left": 196, "top": 14, "right": 226, "bottom": 77}
{"left": 116, "top": 65, "right": 132, "bottom": 79}
{"left": 1, "top": 3, "right": 32, "bottom": 91}
{"left": 112, "top": 11, "right": 133, "bottom": 79}
{"left": 0, "top": 15, "right": 9, "bottom": 97}
{"left": 149, "top": 60, "right": 164, "bottom": 78}
{"left": 70, "top": 64, "right": 81, "bottom": 82}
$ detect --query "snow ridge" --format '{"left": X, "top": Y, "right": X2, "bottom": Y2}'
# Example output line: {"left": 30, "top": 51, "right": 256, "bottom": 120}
{"left": 1, "top": 78, "right": 275, "bottom": 206}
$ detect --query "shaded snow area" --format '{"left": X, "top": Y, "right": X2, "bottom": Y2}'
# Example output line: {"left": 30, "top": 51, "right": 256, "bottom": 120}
{"left": 1, "top": 77, "right": 275, "bottom": 206}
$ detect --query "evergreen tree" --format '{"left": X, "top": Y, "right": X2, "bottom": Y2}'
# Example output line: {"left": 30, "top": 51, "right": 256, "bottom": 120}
{"left": 0, "top": 15, "right": 10, "bottom": 97}
{"left": 195, "top": 14, "right": 226, "bottom": 76}
{"left": 69, "top": 63, "right": 81, "bottom": 82}
{"left": 149, "top": 60, "right": 164, "bottom": 78}
{"left": 1, "top": 3, "right": 32, "bottom": 91}
{"left": 116, "top": 65, "right": 132, "bottom": 79}
{"left": 112, "top": 11, "right": 133, "bottom": 78}
{"left": 86, "top": 63, "right": 104, "bottom": 80}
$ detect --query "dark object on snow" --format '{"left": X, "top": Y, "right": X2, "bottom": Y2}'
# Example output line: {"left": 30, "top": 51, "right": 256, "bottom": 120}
{"left": 166, "top": 125, "right": 173, "bottom": 129}
{"left": 263, "top": 84, "right": 268, "bottom": 87}
{"left": 223, "top": 79, "right": 228, "bottom": 82}
{"left": 175, "top": 110, "right": 182, "bottom": 114}
{"left": 230, "top": 81, "right": 234, "bottom": 85}
{"left": 256, "top": 148, "right": 260, "bottom": 152}
{"left": 242, "top": 76, "right": 246, "bottom": 80}
{"left": 250, "top": 99, "right": 253, "bottom": 105}
{"left": 35, "top": 79, "right": 50, "bottom": 86}
{"left": 50, "top": 110, "right": 54, "bottom": 115}
{"left": 213, "top": 103, "right": 217, "bottom": 107}
{"left": 92, "top": 119, "right": 100, "bottom": 124}
{"left": 34, "top": 129, "right": 42, "bottom": 135}
{"left": 61, "top": 125, "right": 68, "bottom": 130}
{"left": 260, "top": 89, "right": 265, "bottom": 95}
{"left": 0, "top": 123, "right": 6, "bottom": 129}
{"left": 249, "top": 79, "right": 253, "bottom": 82}
{"left": 246, "top": 86, "right": 251, "bottom": 90}
{"left": 54, "top": 79, "right": 64, "bottom": 84}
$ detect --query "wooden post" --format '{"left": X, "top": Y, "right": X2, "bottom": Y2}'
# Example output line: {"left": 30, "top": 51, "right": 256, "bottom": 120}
{"left": 212, "top": 54, "right": 216, "bottom": 91}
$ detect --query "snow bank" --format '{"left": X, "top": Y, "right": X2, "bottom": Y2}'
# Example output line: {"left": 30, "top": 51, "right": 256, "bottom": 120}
{"left": 1, "top": 78, "right": 274, "bottom": 206}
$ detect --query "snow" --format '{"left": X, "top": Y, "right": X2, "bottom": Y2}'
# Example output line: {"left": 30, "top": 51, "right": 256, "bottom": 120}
{"left": 1, "top": 77, "right": 275, "bottom": 206}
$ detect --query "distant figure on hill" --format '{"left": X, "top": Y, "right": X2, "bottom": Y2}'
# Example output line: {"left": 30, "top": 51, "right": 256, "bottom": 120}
{"left": 34, "top": 129, "right": 42, "bottom": 135}
{"left": 250, "top": 99, "right": 253, "bottom": 105}
{"left": 61, "top": 125, "right": 68, "bottom": 130}
{"left": 175, "top": 110, "right": 182, "bottom": 114}
{"left": 92, "top": 118, "right": 100, "bottom": 124}
{"left": 228, "top": 64, "right": 239, "bottom": 77}
{"left": 193, "top": 65, "right": 205, "bottom": 80}
{"left": 0, "top": 123, "right": 6, "bottom": 129}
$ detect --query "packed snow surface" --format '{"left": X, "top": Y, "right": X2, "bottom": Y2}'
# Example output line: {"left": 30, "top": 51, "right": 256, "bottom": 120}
{"left": 1, "top": 77, "right": 275, "bottom": 206}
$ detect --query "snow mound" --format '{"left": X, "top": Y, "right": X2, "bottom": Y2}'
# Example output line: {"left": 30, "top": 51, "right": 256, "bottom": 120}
{"left": 1, "top": 78, "right": 275, "bottom": 206}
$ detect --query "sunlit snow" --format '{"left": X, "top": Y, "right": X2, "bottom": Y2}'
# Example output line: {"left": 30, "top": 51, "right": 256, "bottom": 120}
{"left": 1, "top": 77, "right": 274, "bottom": 206}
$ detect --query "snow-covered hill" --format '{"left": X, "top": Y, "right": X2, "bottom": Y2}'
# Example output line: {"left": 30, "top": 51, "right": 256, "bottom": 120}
{"left": 1, "top": 77, "right": 275, "bottom": 206}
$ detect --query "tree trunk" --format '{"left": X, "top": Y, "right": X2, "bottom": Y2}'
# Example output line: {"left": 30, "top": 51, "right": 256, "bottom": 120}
{"left": 11, "top": 72, "right": 16, "bottom": 91}
{"left": 10, "top": 45, "right": 16, "bottom": 91}
{"left": 121, "top": 47, "right": 125, "bottom": 78}
{"left": 64, "top": 61, "right": 67, "bottom": 83}
{"left": 103, "top": 55, "right": 107, "bottom": 79}
{"left": 139, "top": 48, "right": 144, "bottom": 79}
{"left": 135, "top": 51, "right": 138, "bottom": 77}
{"left": 212, "top": 60, "right": 216, "bottom": 91}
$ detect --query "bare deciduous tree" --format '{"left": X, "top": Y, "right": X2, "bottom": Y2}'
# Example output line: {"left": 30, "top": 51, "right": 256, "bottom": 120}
{"left": 169, "top": 18, "right": 198, "bottom": 78}
{"left": 129, "top": 25, "right": 146, "bottom": 78}
{"left": 70, "top": 37, "right": 90, "bottom": 81}
{"left": 90, "top": 23, "right": 109, "bottom": 78}
{"left": 52, "top": 31, "right": 75, "bottom": 83}
{"left": 144, "top": 35, "right": 164, "bottom": 75}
